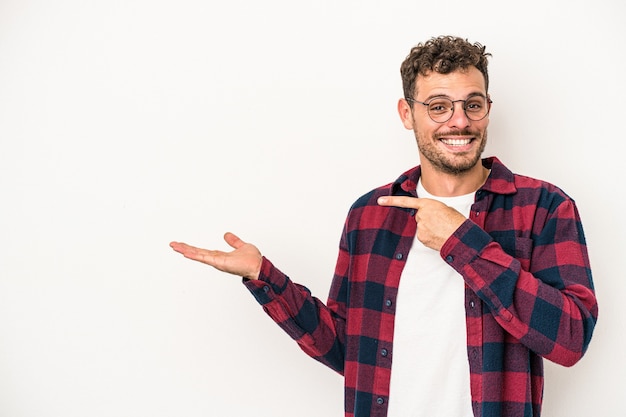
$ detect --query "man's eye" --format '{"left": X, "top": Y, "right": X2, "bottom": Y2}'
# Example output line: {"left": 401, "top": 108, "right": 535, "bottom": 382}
{"left": 428, "top": 103, "right": 449, "bottom": 113}
{"left": 466, "top": 102, "right": 483, "bottom": 111}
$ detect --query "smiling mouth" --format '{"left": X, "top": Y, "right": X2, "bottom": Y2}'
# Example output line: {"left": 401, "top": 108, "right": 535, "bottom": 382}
{"left": 440, "top": 137, "right": 472, "bottom": 146}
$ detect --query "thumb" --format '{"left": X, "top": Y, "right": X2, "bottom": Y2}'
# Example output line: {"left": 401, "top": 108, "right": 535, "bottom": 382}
{"left": 223, "top": 232, "right": 245, "bottom": 249}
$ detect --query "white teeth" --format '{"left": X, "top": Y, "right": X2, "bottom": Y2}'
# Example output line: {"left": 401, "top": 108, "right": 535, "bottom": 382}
{"left": 441, "top": 138, "right": 471, "bottom": 146}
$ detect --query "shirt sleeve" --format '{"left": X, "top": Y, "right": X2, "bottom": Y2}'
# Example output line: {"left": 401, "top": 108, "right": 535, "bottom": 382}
{"left": 242, "top": 251, "right": 348, "bottom": 374}
{"left": 441, "top": 198, "right": 598, "bottom": 367}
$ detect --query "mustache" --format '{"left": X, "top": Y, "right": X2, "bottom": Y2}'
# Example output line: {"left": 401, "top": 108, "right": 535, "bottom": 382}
{"left": 433, "top": 129, "right": 478, "bottom": 138}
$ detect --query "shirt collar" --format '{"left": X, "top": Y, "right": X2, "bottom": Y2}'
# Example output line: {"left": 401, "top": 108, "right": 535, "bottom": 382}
{"left": 390, "top": 156, "right": 517, "bottom": 197}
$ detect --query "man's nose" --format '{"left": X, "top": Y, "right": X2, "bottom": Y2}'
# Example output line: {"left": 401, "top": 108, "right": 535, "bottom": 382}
{"left": 446, "top": 101, "right": 470, "bottom": 128}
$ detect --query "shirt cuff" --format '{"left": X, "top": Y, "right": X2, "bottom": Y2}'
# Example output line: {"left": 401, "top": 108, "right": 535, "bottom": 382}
{"left": 440, "top": 219, "right": 493, "bottom": 272}
{"left": 242, "top": 257, "right": 288, "bottom": 305}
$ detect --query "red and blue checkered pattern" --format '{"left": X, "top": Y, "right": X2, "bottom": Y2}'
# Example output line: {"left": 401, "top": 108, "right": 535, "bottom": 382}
{"left": 245, "top": 157, "right": 598, "bottom": 417}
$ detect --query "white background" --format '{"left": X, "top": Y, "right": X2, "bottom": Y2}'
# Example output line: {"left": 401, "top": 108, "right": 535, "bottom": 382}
{"left": 0, "top": 0, "right": 623, "bottom": 416}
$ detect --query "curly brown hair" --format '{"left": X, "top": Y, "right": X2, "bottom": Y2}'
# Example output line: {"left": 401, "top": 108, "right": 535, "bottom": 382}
{"left": 400, "top": 36, "right": 491, "bottom": 100}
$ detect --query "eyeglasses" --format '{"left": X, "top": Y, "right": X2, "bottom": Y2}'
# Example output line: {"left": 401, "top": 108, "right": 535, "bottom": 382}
{"left": 406, "top": 94, "right": 492, "bottom": 123}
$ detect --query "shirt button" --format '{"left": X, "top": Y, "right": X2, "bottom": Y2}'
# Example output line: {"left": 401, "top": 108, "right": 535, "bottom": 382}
{"left": 381, "top": 348, "right": 388, "bottom": 357}
{"left": 409, "top": 209, "right": 416, "bottom": 216}
{"left": 395, "top": 253, "right": 403, "bottom": 260}
{"left": 385, "top": 299, "right": 393, "bottom": 308}
{"left": 263, "top": 285, "right": 270, "bottom": 293}
{"left": 469, "top": 300, "right": 475, "bottom": 308}
{"left": 445, "top": 255, "right": 454, "bottom": 263}
{"left": 376, "top": 397, "right": 385, "bottom": 405}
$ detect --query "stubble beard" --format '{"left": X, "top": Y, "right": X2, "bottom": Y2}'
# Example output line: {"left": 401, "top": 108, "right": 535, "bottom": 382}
{"left": 416, "top": 128, "right": 488, "bottom": 175}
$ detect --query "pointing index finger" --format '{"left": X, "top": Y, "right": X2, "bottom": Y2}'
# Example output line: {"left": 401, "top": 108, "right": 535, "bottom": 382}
{"left": 377, "top": 196, "right": 423, "bottom": 209}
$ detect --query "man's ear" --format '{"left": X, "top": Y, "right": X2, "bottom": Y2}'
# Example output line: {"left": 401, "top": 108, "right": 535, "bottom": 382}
{"left": 397, "top": 98, "right": 415, "bottom": 130}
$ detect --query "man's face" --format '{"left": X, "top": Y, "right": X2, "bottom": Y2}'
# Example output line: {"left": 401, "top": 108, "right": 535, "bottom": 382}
{"left": 399, "top": 67, "right": 490, "bottom": 175}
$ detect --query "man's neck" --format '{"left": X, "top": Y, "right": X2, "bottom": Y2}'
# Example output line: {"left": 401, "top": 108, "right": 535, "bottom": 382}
{"left": 419, "top": 161, "right": 489, "bottom": 197}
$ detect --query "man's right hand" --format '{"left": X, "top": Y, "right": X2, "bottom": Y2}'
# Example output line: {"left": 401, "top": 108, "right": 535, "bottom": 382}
{"left": 170, "top": 232, "right": 263, "bottom": 280}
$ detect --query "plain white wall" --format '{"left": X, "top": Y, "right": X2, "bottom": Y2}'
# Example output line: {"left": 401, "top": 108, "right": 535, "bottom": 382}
{"left": 0, "top": 0, "right": 623, "bottom": 416}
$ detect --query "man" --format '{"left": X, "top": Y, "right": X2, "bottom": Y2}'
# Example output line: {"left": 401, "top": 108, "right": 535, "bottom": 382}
{"left": 170, "top": 36, "right": 598, "bottom": 417}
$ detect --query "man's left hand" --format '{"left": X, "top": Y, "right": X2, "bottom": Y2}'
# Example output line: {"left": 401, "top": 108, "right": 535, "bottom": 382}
{"left": 377, "top": 196, "right": 467, "bottom": 251}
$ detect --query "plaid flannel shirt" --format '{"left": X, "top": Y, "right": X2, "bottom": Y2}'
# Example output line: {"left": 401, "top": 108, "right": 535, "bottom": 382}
{"left": 244, "top": 156, "right": 598, "bottom": 417}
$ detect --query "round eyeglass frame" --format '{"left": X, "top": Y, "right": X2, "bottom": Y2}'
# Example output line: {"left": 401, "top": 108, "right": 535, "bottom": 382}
{"left": 406, "top": 95, "right": 493, "bottom": 123}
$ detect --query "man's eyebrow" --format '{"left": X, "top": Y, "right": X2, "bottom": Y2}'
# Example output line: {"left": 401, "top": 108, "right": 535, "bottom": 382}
{"left": 421, "top": 92, "right": 486, "bottom": 101}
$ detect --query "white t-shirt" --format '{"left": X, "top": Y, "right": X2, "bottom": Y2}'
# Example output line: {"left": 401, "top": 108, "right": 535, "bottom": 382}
{"left": 387, "top": 179, "right": 475, "bottom": 417}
